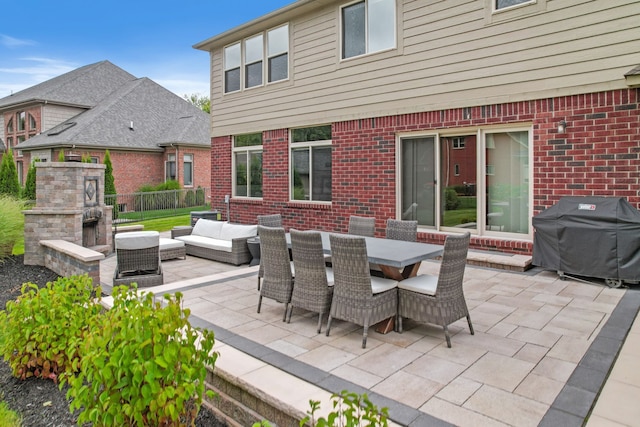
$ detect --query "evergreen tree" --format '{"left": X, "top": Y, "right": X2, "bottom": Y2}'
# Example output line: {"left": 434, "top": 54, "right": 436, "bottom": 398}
{"left": 104, "top": 150, "right": 116, "bottom": 196}
{"left": 22, "top": 159, "right": 38, "bottom": 201}
{"left": 103, "top": 150, "right": 117, "bottom": 218}
{"left": 0, "top": 149, "right": 21, "bottom": 197}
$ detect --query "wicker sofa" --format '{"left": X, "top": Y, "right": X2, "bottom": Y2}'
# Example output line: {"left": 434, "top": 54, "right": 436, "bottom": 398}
{"left": 171, "top": 220, "right": 257, "bottom": 265}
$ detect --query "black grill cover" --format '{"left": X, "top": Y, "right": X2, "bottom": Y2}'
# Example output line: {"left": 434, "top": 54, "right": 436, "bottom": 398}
{"left": 532, "top": 197, "right": 640, "bottom": 281}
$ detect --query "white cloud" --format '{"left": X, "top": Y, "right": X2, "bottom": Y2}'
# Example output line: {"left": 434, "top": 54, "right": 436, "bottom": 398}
{"left": 154, "top": 78, "right": 210, "bottom": 98}
{"left": 0, "top": 34, "right": 36, "bottom": 48}
{"left": 0, "top": 58, "right": 78, "bottom": 97}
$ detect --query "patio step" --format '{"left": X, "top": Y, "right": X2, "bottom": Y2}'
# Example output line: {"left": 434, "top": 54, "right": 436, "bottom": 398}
{"left": 466, "top": 250, "right": 532, "bottom": 272}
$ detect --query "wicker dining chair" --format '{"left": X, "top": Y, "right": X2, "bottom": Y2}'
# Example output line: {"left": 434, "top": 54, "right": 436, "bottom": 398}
{"left": 326, "top": 234, "right": 398, "bottom": 348}
{"left": 348, "top": 215, "right": 376, "bottom": 237}
{"left": 287, "top": 229, "right": 334, "bottom": 333}
{"left": 113, "top": 231, "right": 163, "bottom": 287}
{"left": 397, "top": 232, "right": 473, "bottom": 347}
{"left": 257, "top": 214, "right": 283, "bottom": 290}
{"left": 257, "top": 225, "right": 294, "bottom": 322}
{"left": 386, "top": 219, "right": 418, "bottom": 242}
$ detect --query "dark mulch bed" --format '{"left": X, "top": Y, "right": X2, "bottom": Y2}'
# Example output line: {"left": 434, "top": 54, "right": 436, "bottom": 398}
{"left": 0, "top": 255, "right": 225, "bottom": 426}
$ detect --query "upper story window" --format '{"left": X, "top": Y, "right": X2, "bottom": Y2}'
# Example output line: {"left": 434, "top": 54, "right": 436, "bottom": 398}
{"left": 495, "top": 0, "right": 534, "bottom": 10}
{"left": 6, "top": 117, "right": 13, "bottom": 133}
{"left": 341, "top": 0, "right": 396, "bottom": 60}
{"left": 28, "top": 114, "right": 37, "bottom": 131}
{"left": 245, "top": 34, "right": 264, "bottom": 88}
{"left": 268, "top": 25, "right": 289, "bottom": 82}
{"left": 233, "top": 133, "right": 263, "bottom": 197}
{"left": 17, "top": 111, "right": 25, "bottom": 131}
{"left": 224, "top": 24, "right": 289, "bottom": 93}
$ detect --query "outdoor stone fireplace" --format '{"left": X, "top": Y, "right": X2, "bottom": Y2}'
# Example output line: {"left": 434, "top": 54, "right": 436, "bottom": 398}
{"left": 23, "top": 162, "right": 113, "bottom": 266}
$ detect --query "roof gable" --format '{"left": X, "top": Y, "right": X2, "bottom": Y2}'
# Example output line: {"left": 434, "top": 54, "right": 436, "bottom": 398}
{"left": 0, "top": 60, "right": 136, "bottom": 109}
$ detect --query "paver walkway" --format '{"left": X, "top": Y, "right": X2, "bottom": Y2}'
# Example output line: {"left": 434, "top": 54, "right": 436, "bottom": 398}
{"left": 100, "top": 238, "right": 640, "bottom": 426}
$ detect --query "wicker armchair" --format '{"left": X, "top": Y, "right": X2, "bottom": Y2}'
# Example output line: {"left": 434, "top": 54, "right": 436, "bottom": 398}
{"left": 397, "top": 232, "right": 473, "bottom": 347}
{"left": 257, "top": 225, "right": 294, "bottom": 322}
{"left": 287, "top": 229, "right": 334, "bottom": 333}
{"left": 326, "top": 234, "right": 398, "bottom": 348}
{"left": 113, "top": 231, "right": 163, "bottom": 287}
{"left": 348, "top": 215, "right": 376, "bottom": 237}
{"left": 386, "top": 219, "right": 418, "bottom": 242}
{"left": 257, "top": 214, "right": 283, "bottom": 290}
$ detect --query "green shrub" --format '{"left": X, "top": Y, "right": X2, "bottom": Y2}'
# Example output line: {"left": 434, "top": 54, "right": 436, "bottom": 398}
{"left": 0, "top": 400, "right": 21, "bottom": 427}
{"left": 185, "top": 190, "right": 196, "bottom": 206}
{"left": 195, "top": 187, "right": 205, "bottom": 205}
{"left": 254, "top": 390, "right": 388, "bottom": 427}
{"left": 0, "top": 195, "right": 25, "bottom": 259}
{"left": 65, "top": 286, "right": 217, "bottom": 426}
{"left": 22, "top": 159, "right": 38, "bottom": 201}
{"left": 0, "top": 275, "right": 102, "bottom": 382}
{"left": 444, "top": 187, "right": 460, "bottom": 210}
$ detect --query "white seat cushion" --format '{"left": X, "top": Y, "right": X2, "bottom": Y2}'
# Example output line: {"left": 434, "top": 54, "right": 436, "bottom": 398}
{"left": 397, "top": 274, "right": 438, "bottom": 296}
{"left": 371, "top": 276, "right": 398, "bottom": 294}
{"left": 115, "top": 231, "right": 159, "bottom": 250}
{"left": 159, "top": 238, "right": 185, "bottom": 250}
{"left": 174, "top": 235, "right": 233, "bottom": 252}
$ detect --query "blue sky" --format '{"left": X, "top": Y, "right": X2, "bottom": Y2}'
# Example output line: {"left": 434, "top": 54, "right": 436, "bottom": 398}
{"left": 0, "top": 0, "right": 295, "bottom": 99}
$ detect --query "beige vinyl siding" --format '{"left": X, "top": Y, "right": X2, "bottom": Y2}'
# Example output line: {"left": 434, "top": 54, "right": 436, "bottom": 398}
{"left": 43, "top": 105, "right": 86, "bottom": 132}
{"left": 209, "top": 0, "right": 640, "bottom": 136}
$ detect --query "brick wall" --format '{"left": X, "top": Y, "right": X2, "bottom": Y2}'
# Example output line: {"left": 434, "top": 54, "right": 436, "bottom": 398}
{"left": 210, "top": 88, "right": 639, "bottom": 254}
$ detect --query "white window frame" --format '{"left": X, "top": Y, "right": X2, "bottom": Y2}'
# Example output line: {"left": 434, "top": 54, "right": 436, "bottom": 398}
{"left": 290, "top": 126, "right": 332, "bottom": 203}
{"left": 244, "top": 34, "right": 264, "bottom": 89}
{"left": 396, "top": 125, "right": 533, "bottom": 239}
{"left": 165, "top": 154, "right": 176, "bottom": 181}
{"left": 340, "top": 0, "right": 396, "bottom": 60}
{"left": 183, "top": 153, "right": 194, "bottom": 187}
{"left": 223, "top": 24, "right": 289, "bottom": 94}
{"left": 232, "top": 134, "right": 263, "bottom": 198}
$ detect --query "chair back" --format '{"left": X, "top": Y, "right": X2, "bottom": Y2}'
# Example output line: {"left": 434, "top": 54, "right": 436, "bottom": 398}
{"left": 386, "top": 219, "right": 417, "bottom": 242}
{"left": 258, "top": 225, "right": 293, "bottom": 302}
{"left": 436, "top": 232, "right": 470, "bottom": 299}
{"left": 290, "top": 229, "right": 329, "bottom": 289}
{"left": 329, "top": 234, "right": 372, "bottom": 298}
{"left": 258, "top": 214, "right": 282, "bottom": 228}
{"left": 257, "top": 214, "right": 283, "bottom": 278}
{"left": 348, "top": 215, "right": 375, "bottom": 237}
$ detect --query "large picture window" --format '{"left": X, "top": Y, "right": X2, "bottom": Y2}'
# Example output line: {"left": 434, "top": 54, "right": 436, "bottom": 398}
{"left": 233, "top": 133, "right": 263, "bottom": 197}
{"left": 291, "top": 125, "right": 332, "bottom": 202}
{"left": 224, "top": 25, "right": 289, "bottom": 93}
{"left": 342, "top": 0, "right": 395, "bottom": 59}
{"left": 400, "top": 128, "right": 531, "bottom": 237}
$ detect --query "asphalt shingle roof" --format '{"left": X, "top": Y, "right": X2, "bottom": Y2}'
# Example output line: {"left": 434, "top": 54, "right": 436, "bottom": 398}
{"left": 17, "top": 77, "right": 210, "bottom": 151}
{"left": 0, "top": 61, "right": 135, "bottom": 109}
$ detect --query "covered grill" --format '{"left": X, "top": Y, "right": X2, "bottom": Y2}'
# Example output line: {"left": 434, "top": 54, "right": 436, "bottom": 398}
{"left": 532, "top": 196, "right": 640, "bottom": 287}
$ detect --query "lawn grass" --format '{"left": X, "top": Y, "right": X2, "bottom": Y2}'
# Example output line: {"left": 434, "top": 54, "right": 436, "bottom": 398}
{"left": 12, "top": 214, "right": 192, "bottom": 256}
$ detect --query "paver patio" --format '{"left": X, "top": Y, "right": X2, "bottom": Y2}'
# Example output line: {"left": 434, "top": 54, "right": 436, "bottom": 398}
{"left": 99, "top": 235, "right": 640, "bottom": 426}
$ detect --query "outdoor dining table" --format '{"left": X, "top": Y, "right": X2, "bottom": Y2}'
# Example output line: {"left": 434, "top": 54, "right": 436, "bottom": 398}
{"left": 285, "top": 231, "right": 444, "bottom": 281}
{"left": 286, "top": 230, "right": 444, "bottom": 333}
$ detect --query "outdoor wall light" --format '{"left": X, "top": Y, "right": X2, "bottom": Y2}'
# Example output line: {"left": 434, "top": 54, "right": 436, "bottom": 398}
{"left": 557, "top": 120, "right": 567, "bottom": 133}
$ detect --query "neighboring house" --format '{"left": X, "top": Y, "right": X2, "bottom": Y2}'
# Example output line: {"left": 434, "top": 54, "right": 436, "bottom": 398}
{"left": 0, "top": 60, "right": 211, "bottom": 194}
{"left": 194, "top": 0, "right": 640, "bottom": 254}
